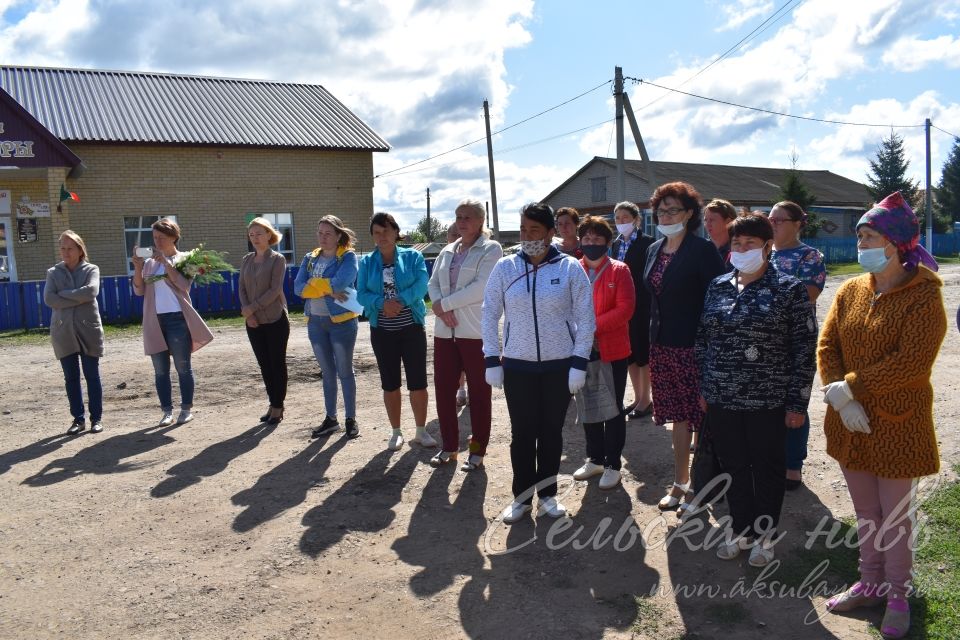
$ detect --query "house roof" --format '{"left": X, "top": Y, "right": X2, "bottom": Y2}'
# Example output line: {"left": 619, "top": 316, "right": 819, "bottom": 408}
{"left": 0, "top": 65, "right": 390, "bottom": 151}
{"left": 544, "top": 156, "right": 871, "bottom": 207}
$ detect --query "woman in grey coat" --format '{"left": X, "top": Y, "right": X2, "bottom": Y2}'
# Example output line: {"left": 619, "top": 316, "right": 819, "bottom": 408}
{"left": 44, "top": 231, "right": 105, "bottom": 435}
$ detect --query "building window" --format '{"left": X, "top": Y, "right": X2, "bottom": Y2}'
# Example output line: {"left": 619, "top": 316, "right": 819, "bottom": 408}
{"left": 590, "top": 177, "right": 607, "bottom": 203}
{"left": 246, "top": 213, "right": 295, "bottom": 263}
{"left": 123, "top": 215, "right": 178, "bottom": 274}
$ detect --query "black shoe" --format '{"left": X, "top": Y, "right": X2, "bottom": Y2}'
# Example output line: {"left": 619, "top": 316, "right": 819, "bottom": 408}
{"left": 629, "top": 402, "right": 654, "bottom": 419}
{"left": 784, "top": 478, "right": 803, "bottom": 491}
{"left": 267, "top": 407, "right": 284, "bottom": 425}
{"left": 260, "top": 406, "right": 271, "bottom": 423}
{"left": 67, "top": 418, "right": 85, "bottom": 435}
{"left": 311, "top": 416, "right": 340, "bottom": 438}
{"left": 344, "top": 418, "right": 359, "bottom": 439}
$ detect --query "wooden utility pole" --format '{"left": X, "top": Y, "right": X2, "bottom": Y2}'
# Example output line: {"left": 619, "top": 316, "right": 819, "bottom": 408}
{"left": 925, "top": 118, "right": 933, "bottom": 250}
{"left": 426, "top": 187, "right": 431, "bottom": 240}
{"left": 614, "top": 66, "right": 625, "bottom": 202}
{"left": 483, "top": 100, "right": 500, "bottom": 240}
{"left": 622, "top": 92, "right": 657, "bottom": 204}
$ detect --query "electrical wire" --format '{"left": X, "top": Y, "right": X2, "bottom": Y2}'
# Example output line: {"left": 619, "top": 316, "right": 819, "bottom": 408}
{"left": 932, "top": 124, "right": 959, "bottom": 140}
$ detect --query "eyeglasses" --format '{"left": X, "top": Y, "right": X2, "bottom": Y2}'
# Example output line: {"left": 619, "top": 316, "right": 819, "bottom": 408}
{"left": 768, "top": 218, "right": 798, "bottom": 226}
{"left": 656, "top": 207, "right": 687, "bottom": 217}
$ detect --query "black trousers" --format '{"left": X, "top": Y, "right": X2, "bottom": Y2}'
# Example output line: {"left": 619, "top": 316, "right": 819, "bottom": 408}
{"left": 583, "top": 358, "right": 629, "bottom": 470}
{"left": 246, "top": 314, "right": 290, "bottom": 409}
{"left": 503, "top": 367, "right": 571, "bottom": 503}
{"left": 708, "top": 405, "right": 786, "bottom": 538}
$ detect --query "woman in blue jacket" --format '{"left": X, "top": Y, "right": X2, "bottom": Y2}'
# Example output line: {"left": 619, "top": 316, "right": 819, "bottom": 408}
{"left": 294, "top": 215, "right": 362, "bottom": 440}
{"left": 357, "top": 212, "right": 435, "bottom": 452}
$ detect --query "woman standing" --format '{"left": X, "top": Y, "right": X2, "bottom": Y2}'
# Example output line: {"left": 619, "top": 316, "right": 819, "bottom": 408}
{"left": 769, "top": 201, "right": 826, "bottom": 490}
{"left": 427, "top": 199, "right": 502, "bottom": 470}
{"left": 482, "top": 203, "right": 595, "bottom": 523}
{"left": 820, "top": 192, "right": 946, "bottom": 640}
{"left": 239, "top": 217, "right": 289, "bottom": 426}
{"left": 572, "top": 216, "right": 635, "bottom": 489}
{"left": 554, "top": 207, "right": 583, "bottom": 258}
{"left": 295, "top": 215, "right": 362, "bottom": 439}
{"left": 357, "top": 212, "right": 434, "bottom": 451}
{"left": 697, "top": 214, "right": 817, "bottom": 566}
{"left": 445, "top": 222, "right": 469, "bottom": 408}
{"left": 132, "top": 218, "right": 213, "bottom": 427}
{"left": 643, "top": 182, "right": 726, "bottom": 510}
{"left": 610, "top": 201, "right": 654, "bottom": 418}
{"left": 703, "top": 198, "right": 737, "bottom": 264}
{"left": 45, "top": 231, "right": 105, "bottom": 435}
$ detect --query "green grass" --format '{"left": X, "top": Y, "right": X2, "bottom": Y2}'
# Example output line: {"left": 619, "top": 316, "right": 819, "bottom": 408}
{"left": 827, "top": 255, "right": 960, "bottom": 277}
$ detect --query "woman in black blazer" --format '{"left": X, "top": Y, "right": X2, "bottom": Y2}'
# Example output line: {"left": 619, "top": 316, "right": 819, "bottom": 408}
{"left": 643, "top": 182, "right": 726, "bottom": 510}
{"left": 611, "top": 201, "right": 655, "bottom": 418}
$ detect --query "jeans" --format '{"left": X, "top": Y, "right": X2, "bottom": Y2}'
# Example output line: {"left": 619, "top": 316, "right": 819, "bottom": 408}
{"left": 59, "top": 352, "right": 103, "bottom": 423}
{"left": 785, "top": 411, "right": 810, "bottom": 471}
{"left": 150, "top": 312, "right": 195, "bottom": 411}
{"left": 307, "top": 315, "right": 358, "bottom": 419}
{"left": 246, "top": 314, "right": 290, "bottom": 409}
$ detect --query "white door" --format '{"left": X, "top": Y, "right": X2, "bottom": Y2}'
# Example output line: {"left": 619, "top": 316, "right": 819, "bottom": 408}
{"left": 0, "top": 217, "right": 17, "bottom": 281}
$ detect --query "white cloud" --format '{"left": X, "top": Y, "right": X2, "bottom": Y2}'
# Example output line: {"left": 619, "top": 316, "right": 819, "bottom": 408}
{"left": 715, "top": 0, "right": 773, "bottom": 32}
{"left": 882, "top": 35, "right": 960, "bottom": 72}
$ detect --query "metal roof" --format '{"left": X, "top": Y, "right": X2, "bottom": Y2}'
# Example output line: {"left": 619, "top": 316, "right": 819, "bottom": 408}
{"left": 0, "top": 66, "right": 390, "bottom": 151}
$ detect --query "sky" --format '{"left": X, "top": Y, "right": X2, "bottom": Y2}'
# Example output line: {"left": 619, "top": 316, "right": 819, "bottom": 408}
{"left": 2, "top": 0, "right": 959, "bottom": 231}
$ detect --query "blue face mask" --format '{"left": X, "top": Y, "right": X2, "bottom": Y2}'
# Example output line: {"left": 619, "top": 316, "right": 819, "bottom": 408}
{"left": 858, "top": 244, "right": 892, "bottom": 273}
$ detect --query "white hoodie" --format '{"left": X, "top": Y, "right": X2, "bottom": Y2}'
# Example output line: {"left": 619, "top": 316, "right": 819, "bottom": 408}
{"left": 428, "top": 236, "right": 503, "bottom": 340}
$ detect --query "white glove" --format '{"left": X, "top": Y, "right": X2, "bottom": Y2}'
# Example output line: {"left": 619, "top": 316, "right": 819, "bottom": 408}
{"left": 485, "top": 366, "right": 504, "bottom": 389}
{"left": 822, "top": 381, "right": 854, "bottom": 411}
{"left": 568, "top": 368, "right": 587, "bottom": 394}
{"left": 838, "top": 400, "right": 871, "bottom": 434}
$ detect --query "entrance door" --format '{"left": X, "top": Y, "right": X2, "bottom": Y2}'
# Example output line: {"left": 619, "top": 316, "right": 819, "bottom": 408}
{"left": 0, "top": 217, "right": 16, "bottom": 281}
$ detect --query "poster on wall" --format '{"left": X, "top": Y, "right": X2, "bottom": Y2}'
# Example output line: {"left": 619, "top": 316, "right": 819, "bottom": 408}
{"left": 15, "top": 200, "right": 50, "bottom": 218}
{"left": 17, "top": 217, "right": 37, "bottom": 243}
{"left": 0, "top": 189, "right": 9, "bottom": 215}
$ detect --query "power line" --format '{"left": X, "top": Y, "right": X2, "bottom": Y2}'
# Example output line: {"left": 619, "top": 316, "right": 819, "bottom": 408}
{"left": 374, "top": 79, "right": 612, "bottom": 179}
{"left": 932, "top": 124, "right": 959, "bottom": 140}
{"left": 627, "top": 77, "right": 926, "bottom": 128}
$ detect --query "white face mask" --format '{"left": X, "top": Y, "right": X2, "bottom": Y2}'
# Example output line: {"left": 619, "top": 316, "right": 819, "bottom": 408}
{"left": 657, "top": 222, "right": 685, "bottom": 237}
{"left": 730, "top": 246, "right": 767, "bottom": 275}
{"left": 616, "top": 222, "right": 635, "bottom": 237}
{"left": 521, "top": 238, "right": 547, "bottom": 257}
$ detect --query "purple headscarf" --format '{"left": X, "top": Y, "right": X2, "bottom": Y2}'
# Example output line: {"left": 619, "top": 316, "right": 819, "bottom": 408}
{"left": 856, "top": 191, "right": 939, "bottom": 272}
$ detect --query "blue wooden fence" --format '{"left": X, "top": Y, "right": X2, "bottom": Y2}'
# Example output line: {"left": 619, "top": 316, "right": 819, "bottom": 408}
{"left": 0, "top": 260, "right": 438, "bottom": 331}
{"left": 806, "top": 233, "right": 959, "bottom": 263}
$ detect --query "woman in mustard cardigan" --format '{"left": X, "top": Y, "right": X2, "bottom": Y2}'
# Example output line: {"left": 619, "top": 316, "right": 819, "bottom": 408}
{"left": 818, "top": 192, "right": 946, "bottom": 640}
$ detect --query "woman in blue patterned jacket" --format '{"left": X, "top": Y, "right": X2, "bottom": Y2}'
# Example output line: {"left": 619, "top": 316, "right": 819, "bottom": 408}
{"left": 696, "top": 213, "right": 818, "bottom": 568}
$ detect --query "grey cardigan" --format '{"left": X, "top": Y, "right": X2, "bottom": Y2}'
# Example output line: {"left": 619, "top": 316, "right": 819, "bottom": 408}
{"left": 44, "top": 261, "right": 104, "bottom": 359}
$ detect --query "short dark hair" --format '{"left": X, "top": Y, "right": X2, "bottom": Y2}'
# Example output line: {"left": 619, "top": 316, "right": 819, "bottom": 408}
{"left": 650, "top": 181, "right": 703, "bottom": 232}
{"left": 520, "top": 202, "right": 555, "bottom": 230}
{"left": 555, "top": 207, "right": 580, "bottom": 226}
{"left": 614, "top": 201, "right": 640, "bottom": 218}
{"left": 577, "top": 216, "right": 613, "bottom": 243}
{"left": 772, "top": 200, "right": 808, "bottom": 227}
{"left": 369, "top": 211, "right": 401, "bottom": 235}
{"left": 728, "top": 213, "right": 773, "bottom": 243}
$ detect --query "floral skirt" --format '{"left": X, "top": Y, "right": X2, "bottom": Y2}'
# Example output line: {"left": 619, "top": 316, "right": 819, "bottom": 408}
{"left": 649, "top": 343, "right": 703, "bottom": 431}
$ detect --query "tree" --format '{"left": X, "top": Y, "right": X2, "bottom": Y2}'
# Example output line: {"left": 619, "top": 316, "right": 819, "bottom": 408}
{"left": 935, "top": 137, "right": 960, "bottom": 224}
{"left": 865, "top": 131, "right": 919, "bottom": 203}
{"left": 776, "top": 151, "right": 821, "bottom": 238}
{"left": 409, "top": 214, "right": 446, "bottom": 243}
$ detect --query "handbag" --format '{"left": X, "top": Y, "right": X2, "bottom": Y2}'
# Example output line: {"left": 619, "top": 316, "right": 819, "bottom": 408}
{"left": 690, "top": 415, "right": 725, "bottom": 505}
{"left": 574, "top": 357, "right": 621, "bottom": 424}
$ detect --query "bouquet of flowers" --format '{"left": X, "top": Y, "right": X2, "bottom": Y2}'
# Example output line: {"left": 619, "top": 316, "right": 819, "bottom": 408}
{"left": 145, "top": 244, "right": 236, "bottom": 286}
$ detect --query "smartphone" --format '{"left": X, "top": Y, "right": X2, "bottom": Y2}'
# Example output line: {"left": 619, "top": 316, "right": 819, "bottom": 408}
{"left": 135, "top": 247, "right": 153, "bottom": 259}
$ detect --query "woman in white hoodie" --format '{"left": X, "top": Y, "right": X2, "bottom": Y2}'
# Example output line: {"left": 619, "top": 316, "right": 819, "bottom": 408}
{"left": 428, "top": 199, "right": 503, "bottom": 471}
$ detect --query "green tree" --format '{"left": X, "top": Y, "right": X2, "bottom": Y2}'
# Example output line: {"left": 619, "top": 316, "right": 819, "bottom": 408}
{"left": 410, "top": 214, "right": 446, "bottom": 242}
{"left": 935, "top": 137, "right": 960, "bottom": 224}
{"left": 776, "top": 170, "right": 821, "bottom": 238}
{"left": 865, "top": 131, "right": 919, "bottom": 203}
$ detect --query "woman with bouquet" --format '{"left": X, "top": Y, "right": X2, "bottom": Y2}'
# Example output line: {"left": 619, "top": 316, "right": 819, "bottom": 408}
{"left": 132, "top": 218, "right": 214, "bottom": 427}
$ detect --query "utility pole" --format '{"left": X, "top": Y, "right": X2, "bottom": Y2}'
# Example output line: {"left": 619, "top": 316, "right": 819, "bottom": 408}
{"left": 622, "top": 92, "right": 657, "bottom": 206}
{"left": 483, "top": 99, "right": 500, "bottom": 240}
{"left": 614, "top": 66, "right": 625, "bottom": 203}
{"left": 925, "top": 118, "right": 933, "bottom": 251}
{"left": 426, "top": 187, "right": 431, "bottom": 241}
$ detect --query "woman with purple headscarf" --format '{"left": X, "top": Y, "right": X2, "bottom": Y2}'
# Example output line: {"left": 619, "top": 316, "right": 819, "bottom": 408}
{"left": 818, "top": 192, "right": 947, "bottom": 639}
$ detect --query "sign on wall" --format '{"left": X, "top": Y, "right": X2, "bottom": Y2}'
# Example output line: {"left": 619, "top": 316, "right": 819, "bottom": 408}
{"left": 15, "top": 200, "right": 50, "bottom": 218}
{"left": 17, "top": 217, "right": 37, "bottom": 243}
{"left": 0, "top": 189, "right": 9, "bottom": 215}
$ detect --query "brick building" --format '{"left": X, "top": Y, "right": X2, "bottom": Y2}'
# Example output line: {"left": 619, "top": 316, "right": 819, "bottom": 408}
{"left": 0, "top": 66, "right": 389, "bottom": 282}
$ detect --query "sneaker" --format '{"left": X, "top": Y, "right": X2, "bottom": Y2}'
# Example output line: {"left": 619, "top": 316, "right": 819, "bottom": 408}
{"left": 599, "top": 468, "right": 622, "bottom": 490}
{"left": 537, "top": 496, "right": 567, "bottom": 519}
{"left": 456, "top": 389, "right": 469, "bottom": 408}
{"left": 388, "top": 432, "right": 404, "bottom": 451}
{"left": 344, "top": 418, "right": 359, "bottom": 439}
{"left": 67, "top": 418, "right": 86, "bottom": 435}
{"left": 880, "top": 597, "right": 910, "bottom": 639}
{"left": 412, "top": 430, "right": 437, "bottom": 448}
{"left": 716, "top": 536, "right": 754, "bottom": 560}
{"left": 90, "top": 421, "right": 103, "bottom": 434}
{"left": 158, "top": 411, "right": 175, "bottom": 427}
{"left": 311, "top": 416, "right": 341, "bottom": 439}
{"left": 176, "top": 410, "right": 193, "bottom": 425}
{"left": 429, "top": 451, "right": 457, "bottom": 467}
{"left": 573, "top": 461, "right": 605, "bottom": 481}
{"left": 501, "top": 501, "right": 532, "bottom": 524}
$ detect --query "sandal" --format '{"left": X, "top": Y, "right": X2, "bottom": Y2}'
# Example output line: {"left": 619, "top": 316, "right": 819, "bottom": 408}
{"left": 629, "top": 402, "right": 654, "bottom": 419}
{"left": 880, "top": 598, "right": 910, "bottom": 639}
{"left": 658, "top": 482, "right": 690, "bottom": 510}
{"left": 826, "top": 582, "right": 884, "bottom": 613}
{"left": 429, "top": 451, "right": 457, "bottom": 467}
{"left": 460, "top": 454, "right": 484, "bottom": 472}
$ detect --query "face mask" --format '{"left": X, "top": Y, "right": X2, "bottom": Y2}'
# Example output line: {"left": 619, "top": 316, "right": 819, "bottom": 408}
{"left": 521, "top": 238, "right": 547, "bottom": 257}
{"left": 657, "top": 222, "right": 685, "bottom": 237}
{"left": 858, "top": 245, "right": 892, "bottom": 273}
{"left": 730, "top": 246, "right": 767, "bottom": 275}
{"left": 581, "top": 244, "right": 608, "bottom": 261}
{"left": 616, "top": 222, "right": 635, "bottom": 237}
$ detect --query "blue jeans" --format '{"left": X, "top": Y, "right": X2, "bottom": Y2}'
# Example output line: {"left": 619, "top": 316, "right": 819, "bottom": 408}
{"left": 60, "top": 352, "right": 102, "bottom": 423}
{"left": 785, "top": 411, "right": 810, "bottom": 471}
{"left": 307, "top": 315, "right": 358, "bottom": 419}
{"left": 150, "top": 312, "right": 195, "bottom": 411}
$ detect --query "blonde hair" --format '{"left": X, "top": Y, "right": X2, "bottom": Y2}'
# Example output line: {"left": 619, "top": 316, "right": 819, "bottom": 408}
{"left": 247, "top": 217, "right": 283, "bottom": 245}
{"left": 151, "top": 217, "right": 181, "bottom": 241}
{"left": 455, "top": 198, "right": 492, "bottom": 238}
{"left": 59, "top": 230, "right": 88, "bottom": 262}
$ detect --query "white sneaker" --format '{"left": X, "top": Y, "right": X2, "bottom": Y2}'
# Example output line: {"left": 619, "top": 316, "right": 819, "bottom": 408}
{"left": 537, "top": 496, "right": 567, "bottom": 519}
{"left": 501, "top": 501, "right": 532, "bottom": 524}
{"left": 158, "top": 411, "right": 174, "bottom": 427}
{"left": 716, "top": 536, "right": 754, "bottom": 560}
{"left": 176, "top": 410, "right": 193, "bottom": 425}
{"left": 598, "top": 468, "right": 622, "bottom": 490}
{"left": 573, "top": 461, "right": 605, "bottom": 481}
{"left": 412, "top": 430, "right": 437, "bottom": 448}
{"left": 387, "top": 432, "right": 404, "bottom": 451}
